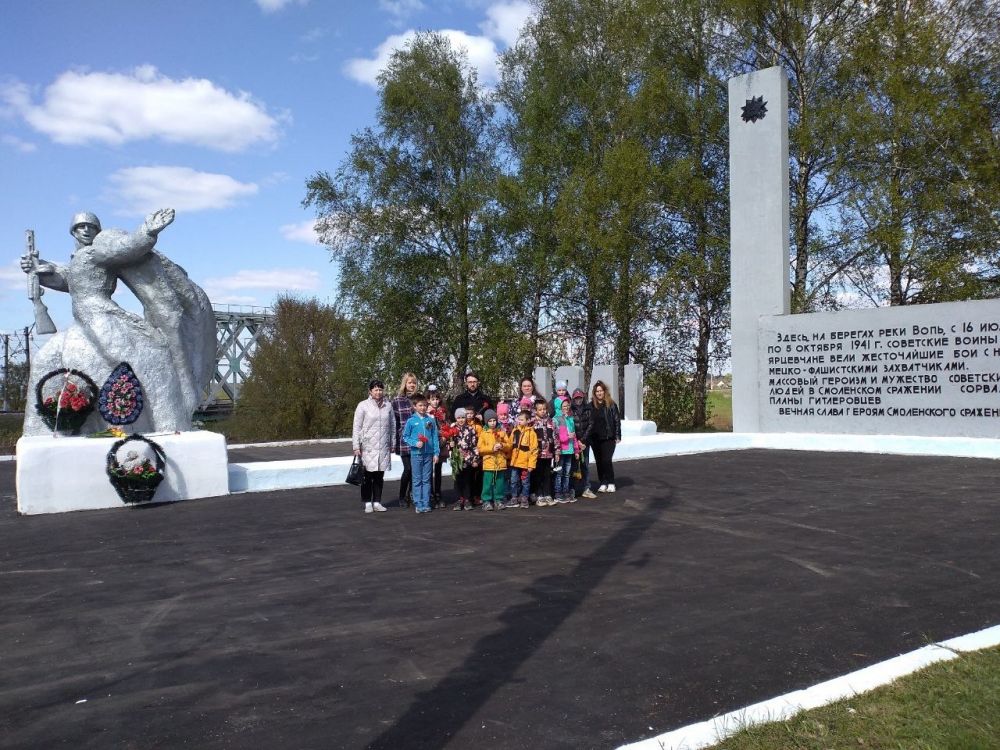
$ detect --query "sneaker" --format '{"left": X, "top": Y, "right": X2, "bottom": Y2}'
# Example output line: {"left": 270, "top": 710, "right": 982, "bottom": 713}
{"left": 582, "top": 489, "right": 597, "bottom": 499}
{"left": 504, "top": 499, "right": 519, "bottom": 509}
{"left": 495, "top": 501, "right": 504, "bottom": 510}
{"left": 484, "top": 502, "right": 494, "bottom": 511}
{"left": 453, "top": 500, "right": 465, "bottom": 511}
{"left": 563, "top": 495, "right": 578, "bottom": 503}
{"left": 464, "top": 502, "right": 475, "bottom": 510}
{"left": 606, "top": 484, "right": 616, "bottom": 493}
{"left": 373, "top": 502, "right": 388, "bottom": 512}
{"left": 597, "top": 485, "right": 608, "bottom": 493}
{"left": 519, "top": 498, "right": 530, "bottom": 509}
{"left": 364, "top": 502, "right": 374, "bottom": 514}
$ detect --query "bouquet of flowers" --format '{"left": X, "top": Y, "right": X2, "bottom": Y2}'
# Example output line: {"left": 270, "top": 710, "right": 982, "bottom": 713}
{"left": 35, "top": 368, "right": 98, "bottom": 434}
{"left": 449, "top": 444, "right": 463, "bottom": 476}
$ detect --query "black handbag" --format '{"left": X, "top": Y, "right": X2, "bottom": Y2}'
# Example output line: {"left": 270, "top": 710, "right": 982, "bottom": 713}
{"left": 346, "top": 455, "right": 365, "bottom": 486}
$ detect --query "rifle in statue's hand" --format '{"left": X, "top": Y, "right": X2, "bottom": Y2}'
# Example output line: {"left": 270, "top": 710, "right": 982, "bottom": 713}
{"left": 25, "top": 230, "right": 57, "bottom": 335}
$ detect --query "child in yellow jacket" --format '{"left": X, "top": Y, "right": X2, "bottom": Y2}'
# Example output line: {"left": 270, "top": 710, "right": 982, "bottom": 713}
{"left": 507, "top": 409, "right": 539, "bottom": 509}
{"left": 477, "top": 409, "right": 511, "bottom": 511}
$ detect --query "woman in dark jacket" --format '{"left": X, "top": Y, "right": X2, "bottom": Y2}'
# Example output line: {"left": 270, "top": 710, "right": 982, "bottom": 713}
{"left": 590, "top": 380, "right": 621, "bottom": 493}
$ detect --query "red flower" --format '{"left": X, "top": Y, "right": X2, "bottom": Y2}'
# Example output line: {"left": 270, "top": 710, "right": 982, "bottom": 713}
{"left": 132, "top": 466, "right": 144, "bottom": 475}
{"left": 69, "top": 395, "right": 88, "bottom": 411}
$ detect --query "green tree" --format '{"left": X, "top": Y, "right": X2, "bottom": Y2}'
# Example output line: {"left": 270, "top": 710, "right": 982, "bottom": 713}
{"left": 835, "top": 0, "right": 1000, "bottom": 305}
{"left": 229, "top": 296, "right": 355, "bottom": 441}
{"left": 304, "top": 32, "right": 501, "bottom": 394}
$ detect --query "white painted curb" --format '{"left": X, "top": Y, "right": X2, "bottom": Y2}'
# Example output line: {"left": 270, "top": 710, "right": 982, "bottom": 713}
{"left": 618, "top": 623, "right": 1000, "bottom": 750}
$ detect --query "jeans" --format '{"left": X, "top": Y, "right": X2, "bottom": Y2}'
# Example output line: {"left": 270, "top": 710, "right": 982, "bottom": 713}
{"left": 410, "top": 451, "right": 433, "bottom": 510}
{"left": 509, "top": 467, "right": 531, "bottom": 498}
{"left": 554, "top": 454, "right": 573, "bottom": 497}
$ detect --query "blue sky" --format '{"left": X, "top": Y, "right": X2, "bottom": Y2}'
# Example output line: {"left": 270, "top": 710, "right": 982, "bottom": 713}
{"left": 0, "top": 0, "right": 532, "bottom": 335}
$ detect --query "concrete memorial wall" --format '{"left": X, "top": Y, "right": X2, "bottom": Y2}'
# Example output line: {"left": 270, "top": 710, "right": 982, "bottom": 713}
{"left": 730, "top": 66, "right": 1000, "bottom": 439}
{"left": 760, "top": 301, "right": 1000, "bottom": 437}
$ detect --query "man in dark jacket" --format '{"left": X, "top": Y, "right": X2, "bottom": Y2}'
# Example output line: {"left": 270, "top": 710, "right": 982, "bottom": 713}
{"left": 451, "top": 371, "right": 493, "bottom": 423}
{"left": 571, "top": 388, "right": 596, "bottom": 498}
{"left": 450, "top": 371, "right": 493, "bottom": 503}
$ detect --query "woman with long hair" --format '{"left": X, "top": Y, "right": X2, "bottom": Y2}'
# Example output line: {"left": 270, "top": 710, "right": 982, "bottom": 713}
{"left": 590, "top": 380, "right": 622, "bottom": 493}
{"left": 391, "top": 372, "right": 419, "bottom": 507}
{"left": 353, "top": 378, "right": 395, "bottom": 513}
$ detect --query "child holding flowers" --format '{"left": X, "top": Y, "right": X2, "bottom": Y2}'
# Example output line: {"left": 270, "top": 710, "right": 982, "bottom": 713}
{"left": 451, "top": 407, "right": 480, "bottom": 511}
{"left": 477, "top": 409, "right": 511, "bottom": 511}
{"left": 401, "top": 393, "right": 439, "bottom": 514}
{"left": 531, "top": 401, "right": 557, "bottom": 506}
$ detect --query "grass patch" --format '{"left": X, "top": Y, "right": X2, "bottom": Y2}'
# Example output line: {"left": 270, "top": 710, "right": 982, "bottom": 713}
{"left": 706, "top": 390, "right": 732, "bottom": 432}
{"left": 709, "top": 645, "right": 1000, "bottom": 749}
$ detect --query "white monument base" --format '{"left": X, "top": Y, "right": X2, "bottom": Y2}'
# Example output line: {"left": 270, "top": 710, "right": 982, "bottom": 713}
{"left": 16, "top": 431, "right": 229, "bottom": 515}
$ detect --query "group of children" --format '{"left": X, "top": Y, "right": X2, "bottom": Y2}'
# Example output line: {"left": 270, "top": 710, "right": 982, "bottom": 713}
{"left": 399, "top": 381, "right": 594, "bottom": 513}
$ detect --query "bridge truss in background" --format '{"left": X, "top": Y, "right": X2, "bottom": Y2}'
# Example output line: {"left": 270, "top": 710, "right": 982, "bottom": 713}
{"left": 200, "top": 304, "right": 273, "bottom": 416}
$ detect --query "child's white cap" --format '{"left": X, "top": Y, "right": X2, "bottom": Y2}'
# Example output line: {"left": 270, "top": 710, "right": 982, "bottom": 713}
{"left": 556, "top": 380, "right": 568, "bottom": 390}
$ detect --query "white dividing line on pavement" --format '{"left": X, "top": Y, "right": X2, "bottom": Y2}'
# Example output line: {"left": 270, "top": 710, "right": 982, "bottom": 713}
{"left": 617, "top": 623, "right": 1000, "bottom": 750}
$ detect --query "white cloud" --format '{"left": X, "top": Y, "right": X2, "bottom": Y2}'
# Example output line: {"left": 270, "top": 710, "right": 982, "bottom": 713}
{"left": 344, "top": 29, "right": 500, "bottom": 87}
{"left": 106, "top": 166, "right": 259, "bottom": 215}
{"left": 300, "top": 27, "right": 326, "bottom": 43}
{"left": 202, "top": 269, "right": 322, "bottom": 305}
{"left": 280, "top": 220, "right": 322, "bottom": 244}
{"left": 209, "top": 294, "right": 261, "bottom": 306}
{"left": 255, "top": 0, "right": 306, "bottom": 12}
{"left": 344, "top": 2, "right": 534, "bottom": 88}
{"left": 380, "top": 0, "right": 426, "bottom": 25}
{"left": 0, "top": 258, "right": 25, "bottom": 290}
{"left": 1, "top": 67, "right": 283, "bottom": 152}
{"left": 479, "top": 1, "right": 534, "bottom": 47}
{"left": 1, "top": 134, "right": 36, "bottom": 153}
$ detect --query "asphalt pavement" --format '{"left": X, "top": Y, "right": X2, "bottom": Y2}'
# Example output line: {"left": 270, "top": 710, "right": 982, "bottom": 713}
{"left": 1, "top": 449, "right": 999, "bottom": 749}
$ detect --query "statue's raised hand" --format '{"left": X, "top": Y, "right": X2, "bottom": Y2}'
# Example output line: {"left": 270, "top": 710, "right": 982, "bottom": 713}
{"left": 143, "top": 208, "right": 175, "bottom": 237}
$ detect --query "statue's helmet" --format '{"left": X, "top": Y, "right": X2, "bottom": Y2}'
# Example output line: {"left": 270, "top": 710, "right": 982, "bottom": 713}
{"left": 69, "top": 211, "right": 101, "bottom": 235}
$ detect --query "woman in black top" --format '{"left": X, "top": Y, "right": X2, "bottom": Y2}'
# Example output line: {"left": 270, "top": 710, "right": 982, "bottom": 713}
{"left": 590, "top": 380, "right": 621, "bottom": 493}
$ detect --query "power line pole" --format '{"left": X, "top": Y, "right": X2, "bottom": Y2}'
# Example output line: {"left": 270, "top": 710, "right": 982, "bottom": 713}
{"left": 2, "top": 333, "right": 8, "bottom": 412}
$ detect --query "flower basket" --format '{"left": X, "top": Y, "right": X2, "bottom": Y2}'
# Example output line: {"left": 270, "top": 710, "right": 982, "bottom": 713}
{"left": 106, "top": 434, "right": 166, "bottom": 504}
{"left": 35, "top": 368, "right": 98, "bottom": 434}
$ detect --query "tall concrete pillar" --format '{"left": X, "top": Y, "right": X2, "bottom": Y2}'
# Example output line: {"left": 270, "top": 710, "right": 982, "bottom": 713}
{"left": 533, "top": 366, "right": 552, "bottom": 401}
{"left": 729, "top": 67, "right": 790, "bottom": 433}
{"left": 624, "top": 364, "right": 643, "bottom": 420}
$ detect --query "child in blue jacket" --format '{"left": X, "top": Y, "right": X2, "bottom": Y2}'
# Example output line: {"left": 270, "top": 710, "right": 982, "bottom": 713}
{"left": 401, "top": 393, "right": 439, "bottom": 513}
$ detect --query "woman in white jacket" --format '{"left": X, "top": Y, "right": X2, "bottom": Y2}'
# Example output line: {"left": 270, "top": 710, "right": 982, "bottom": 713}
{"left": 353, "top": 378, "right": 396, "bottom": 513}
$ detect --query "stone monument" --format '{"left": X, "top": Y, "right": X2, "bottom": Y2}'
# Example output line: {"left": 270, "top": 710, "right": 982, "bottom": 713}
{"left": 15, "top": 209, "right": 229, "bottom": 514}
{"left": 730, "top": 67, "right": 1000, "bottom": 439}
{"left": 20, "top": 209, "right": 216, "bottom": 435}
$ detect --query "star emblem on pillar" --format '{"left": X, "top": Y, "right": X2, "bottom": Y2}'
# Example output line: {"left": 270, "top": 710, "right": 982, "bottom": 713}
{"left": 741, "top": 95, "right": 768, "bottom": 123}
